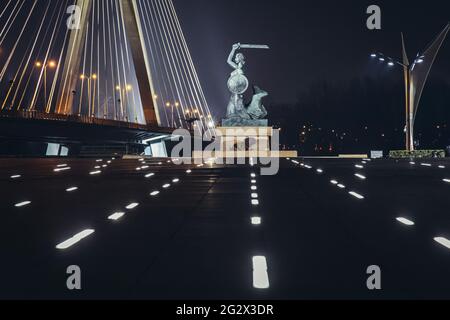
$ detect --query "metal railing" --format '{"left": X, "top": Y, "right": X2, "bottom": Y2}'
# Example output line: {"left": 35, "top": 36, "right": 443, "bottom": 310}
{"left": 0, "top": 109, "right": 172, "bottom": 132}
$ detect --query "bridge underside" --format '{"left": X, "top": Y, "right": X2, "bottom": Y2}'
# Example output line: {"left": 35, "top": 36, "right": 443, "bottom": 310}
{"left": 0, "top": 113, "right": 175, "bottom": 157}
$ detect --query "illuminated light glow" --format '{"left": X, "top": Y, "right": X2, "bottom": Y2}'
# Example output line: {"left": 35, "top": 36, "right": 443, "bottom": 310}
{"left": 396, "top": 217, "right": 415, "bottom": 226}
{"left": 251, "top": 180, "right": 257, "bottom": 184}
{"left": 252, "top": 256, "right": 270, "bottom": 289}
{"left": 286, "top": 158, "right": 291, "bottom": 160}
{"left": 15, "top": 201, "right": 31, "bottom": 207}
{"left": 439, "top": 165, "right": 445, "bottom": 169}
{"left": 444, "top": 179, "right": 450, "bottom": 183}
{"left": 349, "top": 191, "right": 365, "bottom": 200}
{"left": 95, "top": 166, "right": 101, "bottom": 169}
{"left": 370, "top": 53, "right": 377, "bottom": 57}
{"left": 364, "top": 159, "right": 372, "bottom": 162}
{"left": 56, "top": 229, "right": 95, "bottom": 250}
{"left": 102, "top": 165, "right": 107, "bottom": 168}
{"left": 355, "top": 165, "right": 364, "bottom": 169}
{"left": 197, "top": 164, "right": 204, "bottom": 168}
{"left": 89, "top": 170, "right": 101, "bottom": 175}
{"left": 251, "top": 173, "right": 256, "bottom": 178}
{"left": 108, "top": 212, "right": 125, "bottom": 221}
{"left": 434, "top": 237, "right": 450, "bottom": 249}
{"left": 172, "top": 178, "right": 180, "bottom": 183}
{"left": 141, "top": 166, "right": 149, "bottom": 169}
{"left": 361, "top": 161, "right": 367, "bottom": 164}
{"left": 145, "top": 173, "right": 155, "bottom": 178}
{"left": 251, "top": 193, "right": 259, "bottom": 199}
{"left": 251, "top": 217, "right": 262, "bottom": 225}
{"left": 252, "top": 199, "right": 259, "bottom": 206}
{"left": 66, "top": 187, "right": 78, "bottom": 192}
{"left": 10, "top": 174, "right": 22, "bottom": 179}
{"left": 162, "top": 184, "right": 171, "bottom": 189}
{"left": 167, "top": 160, "right": 171, "bottom": 163}
{"left": 186, "top": 170, "right": 192, "bottom": 174}
{"left": 126, "top": 203, "right": 139, "bottom": 210}
{"left": 410, "top": 162, "right": 416, "bottom": 165}
{"left": 420, "top": 163, "right": 432, "bottom": 167}
{"left": 138, "top": 158, "right": 144, "bottom": 161}
{"left": 304, "top": 165, "right": 312, "bottom": 169}
{"left": 150, "top": 191, "right": 160, "bottom": 196}
{"left": 388, "top": 61, "right": 395, "bottom": 66}
{"left": 379, "top": 57, "right": 385, "bottom": 61}
{"left": 107, "top": 161, "right": 112, "bottom": 164}
{"left": 54, "top": 167, "right": 71, "bottom": 172}
{"left": 136, "top": 167, "right": 142, "bottom": 171}
{"left": 330, "top": 180, "right": 338, "bottom": 185}
{"left": 316, "top": 169, "right": 323, "bottom": 173}
{"left": 337, "top": 184, "right": 346, "bottom": 189}
{"left": 291, "top": 160, "right": 299, "bottom": 164}
{"left": 251, "top": 186, "right": 257, "bottom": 191}
{"left": 158, "top": 162, "right": 163, "bottom": 165}
{"left": 355, "top": 173, "right": 367, "bottom": 180}
{"left": 96, "top": 159, "right": 103, "bottom": 162}
{"left": 57, "top": 164, "right": 68, "bottom": 168}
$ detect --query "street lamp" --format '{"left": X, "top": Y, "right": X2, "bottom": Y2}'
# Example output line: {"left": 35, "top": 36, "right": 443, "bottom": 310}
{"left": 80, "top": 73, "right": 98, "bottom": 117}
{"left": 36, "top": 60, "right": 57, "bottom": 109}
{"left": 165, "top": 101, "right": 180, "bottom": 128}
{"left": 369, "top": 24, "right": 449, "bottom": 151}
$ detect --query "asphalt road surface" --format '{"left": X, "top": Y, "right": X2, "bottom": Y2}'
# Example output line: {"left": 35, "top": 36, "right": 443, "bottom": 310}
{"left": 1, "top": 156, "right": 450, "bottom": 299}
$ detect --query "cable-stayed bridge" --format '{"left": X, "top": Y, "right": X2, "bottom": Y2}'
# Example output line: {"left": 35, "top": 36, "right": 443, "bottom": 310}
{"left": 0, "top": 0, "right": 214, "bottom": 156}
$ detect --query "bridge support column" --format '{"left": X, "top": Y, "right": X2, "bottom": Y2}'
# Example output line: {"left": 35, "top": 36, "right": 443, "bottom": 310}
{"left": 119, "top": 0, "right": 160, "bottom": 126}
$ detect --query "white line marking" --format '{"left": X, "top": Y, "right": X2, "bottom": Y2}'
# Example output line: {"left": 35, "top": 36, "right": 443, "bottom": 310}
{"left": 252, "top": 256, "right": 270, "bottom": 289}
{"left": 396, "top": 217, "right": 415, "bottom": 226}
{"left": 15, "top": 201, "right": 31, "bottom": 207}
{"left": 126, "top": 203, "right": 139, "bottom": 210}
{"left": 349, "top": 191, "right": 364, "bottom": 199}
{"left": 56, "top": 229, "right": 95, "bottom": 250}
{"left": 108, "top": 212, "right": 125, "bottom": 221}
{"left": 355, "top": 173, "right": 366, "bottom": 180}
{"left": 434, "top": 237, "right": 450, "bottom": 249}
{"left": 251, "top": 217, "right": 262, "bottom": 225}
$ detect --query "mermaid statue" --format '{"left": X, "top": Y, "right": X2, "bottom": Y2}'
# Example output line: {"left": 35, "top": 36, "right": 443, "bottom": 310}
{"left": 222, "top": 43, "right": 270, "bottom": 127}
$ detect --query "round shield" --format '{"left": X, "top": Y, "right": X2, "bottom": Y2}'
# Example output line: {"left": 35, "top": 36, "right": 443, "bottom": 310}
{"left": 227, "top": 73, "right": 249, "bottom": 95}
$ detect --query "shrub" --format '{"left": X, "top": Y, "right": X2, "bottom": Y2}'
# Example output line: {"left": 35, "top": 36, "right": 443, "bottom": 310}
{"left": 389, "top": 150, "right": 445, "bottom": 158}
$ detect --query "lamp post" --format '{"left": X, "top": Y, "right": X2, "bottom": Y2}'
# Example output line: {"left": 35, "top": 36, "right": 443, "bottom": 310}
{"left": 80, "top": 74, "right": 97, "bottom": 117}
{"left": 165, "top": 101, "right": 180, "bottom": 128}
{"left": 36, "top": 60, "right": 57, "bottom": 110}
{"left": 370, "top": 24, "right": 449, "bottom": 151}
{"left": 370, "top": 51, "right": 417, "bottom": 151}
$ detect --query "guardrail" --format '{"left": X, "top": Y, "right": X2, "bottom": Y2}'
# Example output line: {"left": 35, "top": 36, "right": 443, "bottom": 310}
{"left": 0, "top": 110, "right": 172, "bottom": 133}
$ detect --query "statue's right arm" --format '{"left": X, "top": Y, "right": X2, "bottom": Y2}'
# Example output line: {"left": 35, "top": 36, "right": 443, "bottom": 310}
{"left": 227, "top": 44, "right": 239, "bottom": 69}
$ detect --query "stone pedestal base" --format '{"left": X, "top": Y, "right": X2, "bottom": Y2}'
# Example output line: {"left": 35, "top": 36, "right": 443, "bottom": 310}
{"left": 194, "top": 126, "right": 298, "bottom": 158}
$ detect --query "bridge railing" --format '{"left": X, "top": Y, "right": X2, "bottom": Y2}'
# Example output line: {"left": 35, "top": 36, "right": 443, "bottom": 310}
{"left": 0, "top": 109, "right": 158, "bottom": 131}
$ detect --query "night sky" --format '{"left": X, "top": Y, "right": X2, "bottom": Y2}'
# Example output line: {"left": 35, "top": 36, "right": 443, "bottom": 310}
{"left": 174, "top": 0, "right": 450, "bottom": 117}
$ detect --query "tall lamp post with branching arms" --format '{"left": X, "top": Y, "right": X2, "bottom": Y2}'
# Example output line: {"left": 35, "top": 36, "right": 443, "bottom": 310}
{"left": 370, "top": 24, "right": 449, "bottom": 152}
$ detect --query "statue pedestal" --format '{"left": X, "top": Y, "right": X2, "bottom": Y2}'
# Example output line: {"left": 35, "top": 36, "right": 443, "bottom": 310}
{"left": 193, "top": 126, "right": 297, "bottom": 158}
{"left": 222, "top": 118, "right": 268, "bottom": 127}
